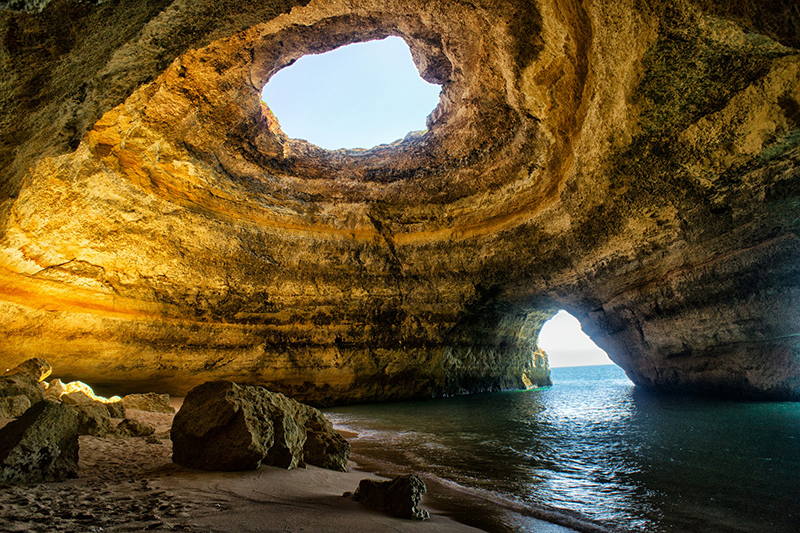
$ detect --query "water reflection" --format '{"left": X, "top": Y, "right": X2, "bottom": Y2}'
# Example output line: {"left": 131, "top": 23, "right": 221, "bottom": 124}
{"left": 327, "top": 366, "right": 800, "bottom": 532}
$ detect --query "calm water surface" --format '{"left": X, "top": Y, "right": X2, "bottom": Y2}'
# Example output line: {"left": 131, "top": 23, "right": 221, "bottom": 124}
{"left": 326, "top": 365, "right": 800, "bottom": 532}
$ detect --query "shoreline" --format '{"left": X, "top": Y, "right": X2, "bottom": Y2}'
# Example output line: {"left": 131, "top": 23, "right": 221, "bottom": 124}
{"left": 1, "top": 407, "right": 483, "bottom": 532}
{"left": 343, "top": 441, "right": 605, "bottom": 533}
{"left": 5, "top": 398, "right": 597, "bottom": 533}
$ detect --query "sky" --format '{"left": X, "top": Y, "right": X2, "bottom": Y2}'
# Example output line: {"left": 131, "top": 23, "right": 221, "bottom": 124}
{"left": 538, "top": 310, "right": 613, "bottom": 367}
{"left": 261, "top": 36, "right": 442, "bottom": 150}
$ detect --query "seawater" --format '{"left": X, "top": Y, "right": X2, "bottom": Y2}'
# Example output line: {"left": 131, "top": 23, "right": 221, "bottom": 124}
{"left": 326, "top": 365, "right": 800, "bottom": 532}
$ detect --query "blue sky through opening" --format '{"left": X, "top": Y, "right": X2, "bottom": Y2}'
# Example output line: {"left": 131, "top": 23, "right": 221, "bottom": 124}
{"left": 261, "top": 36, "right": 441, "bottom": 150}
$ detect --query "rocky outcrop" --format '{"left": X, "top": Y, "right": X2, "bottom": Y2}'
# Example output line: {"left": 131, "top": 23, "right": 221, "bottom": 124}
{"left": 0, "top": 401, "right": 80, "bottom": 484}
{"left": 171, "top": 381, "right": 350, "bottom": 471}
{"left": 122, "top": 393, "right": 174, "bottom": 414}
{"left": 4, "top": 358, "right": 52, "bottom": 382}
{"left": 68, "top": 402, "right": 119, "bottom": 437}
{"left": 352, "top": 475, "right": 429, "bottom": 520}
{"left": 44, "top": 378, "right": 65, "bottom": 400}
{"left": 0, "top": 360, "right": 47, "bottom": 418}
{"left": 0, "top": 1, "right": 798, "bottom": 402}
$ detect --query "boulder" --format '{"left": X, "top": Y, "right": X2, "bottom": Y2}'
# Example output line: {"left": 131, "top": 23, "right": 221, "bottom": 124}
{"left": 121, "top": 392, "right": 174, "bottom": 414}
{"left": 117, "top": 418, "right": 155, "bottom": 437}
{"left": 304, "top": 410, "right": 351, "bottom": 472}
{"left": 0, "top": 373, "right": 46, "bottom": 419}
{"left": 60, "top": 390, "right": 96, "bottom": 405}
{"left": 104, "top": 401, "right": 126, "bottom": 418}
{"left": 4, "top": 358, "right": 52, "bottom": 382}
{"left": 171, "top": 380, "right": 349, "bottom": 472}
{"left": 0, "top": 401, "right": 79, "bottom": 484}
{"left": 44, "top": 378, "right": 65, "bottom": 399}
{"left": 353, "top": 475, "right": 429, "bottom": 520}
{"left": 61, "top": 390, "right": 125, "bottom": 419}
{"left": 69, "top": 403, "right": 120, "bottom": 438}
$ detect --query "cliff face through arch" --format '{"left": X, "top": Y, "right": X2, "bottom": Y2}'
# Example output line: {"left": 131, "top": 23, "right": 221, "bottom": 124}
{"left": 1, "top": 0, "right": 798, "bottom": 404}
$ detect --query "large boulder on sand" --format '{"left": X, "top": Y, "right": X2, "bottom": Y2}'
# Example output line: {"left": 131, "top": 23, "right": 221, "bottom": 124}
{"left": 68, "top": 403, "right": 121, "bottom": 437}
{"left": 122, "top": 392, "right": 174, "bottom": 414}
{"left": 0, "top": 401, "right": 79, "bottom": 484}
{"left": 304, "top": 409, "right": 352, "bottom": 472}
{"left": 353, "top": 475, "right": 430, "bottom": 520}
{"left": 171, "top": 381, "right": 350, "bottom": 472}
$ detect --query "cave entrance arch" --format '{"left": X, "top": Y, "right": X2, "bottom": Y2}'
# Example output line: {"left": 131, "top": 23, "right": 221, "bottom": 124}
{"left": 260, "top": 36, "right": 442, "bottom": 150}
{"left": 538, "top": 310, "right": 613, "bottom": 369}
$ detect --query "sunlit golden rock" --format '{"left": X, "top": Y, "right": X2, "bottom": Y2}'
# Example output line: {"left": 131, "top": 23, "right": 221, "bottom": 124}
{"left": 0, "top": 0, "right": 798, "bottom": 402}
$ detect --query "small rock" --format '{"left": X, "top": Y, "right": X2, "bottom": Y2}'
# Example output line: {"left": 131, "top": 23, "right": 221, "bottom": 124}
{"left": 118, "top": 418, "right": 155, "bottom": 437}
{"left": 60, "top": 390, "right": 97, "bottom": 406}
{"left": 0, "top": 401, "right": 79, "bottom": 484}
{"left": 60, "top": 381, "right": 122, "bottom": 405}
{"left": 353, "top": 475, "right": 429, "bottom": 520}
{"left": 61, "top": 391, "right": 125, "bottom": 419}
{"left": 145, "top": 435, "right": 161, "bottom": 444}
{"left": 122, "top": 393, "right": 174, "bottom": 414}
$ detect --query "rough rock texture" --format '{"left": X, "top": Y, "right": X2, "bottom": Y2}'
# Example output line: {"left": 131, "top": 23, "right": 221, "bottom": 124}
{"left": 304, "top": 409, "right": 351, "bottom": 472}
{"left": 0, "top": 1, "right": 798, "bottom": 402}
{"left": 171, "top": 380, "right": 350, "bottom": 471}
{"left": 0, "top": 372, "right": 45, "bottom": 418}
{"left": 117, "top": 417, "right": 155, "bottom": 437}
{"left": 68, "top": 402, "right": 120, "bottom": 437}
{"left": 60, "top": 392, "right": 125, "bottom": 418}
{"left": 4, "top": 358, "right": 52, "bottom": 382}
{"left": 122, "top": 393, "right": 174, "bottom": 414}
{"left": 44, "top": 378, "right": 65, "bottom": 399}
{"left": 353, "top": 475, "right": 429, "bottom": 520}
{"left": 0, "top": 400, "right": 80, "bottom": 484}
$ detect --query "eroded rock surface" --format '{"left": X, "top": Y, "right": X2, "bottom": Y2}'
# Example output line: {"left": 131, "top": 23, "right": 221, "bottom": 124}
{"left": 353, "top": 474, "right": 430, "bottom": 520}
{"left": 171, "top": 380, "right": 350, "bottom": 471}
{"left": 0, "top": 401, "right": 80, "bottom": 484}
{"left": 4, "top": 358, "right": 52, "bottom": 382}
{"left": 122, "top": 393, "right": 175, "bottom": 414}
{"left": 0, "top": 0, "right": 798, "bottom": 401}
{"left": 0, "top": 372, "right": 46, "bottom": 419}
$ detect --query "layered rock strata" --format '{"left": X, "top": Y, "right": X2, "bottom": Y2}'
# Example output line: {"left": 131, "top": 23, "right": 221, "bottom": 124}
{"left": 0, "top": 0, "right": 798, "bottom": 401}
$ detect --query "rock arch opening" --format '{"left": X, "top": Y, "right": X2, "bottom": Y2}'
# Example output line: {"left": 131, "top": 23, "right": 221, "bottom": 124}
{"left": 538, "top": 310, "right": 612, "bottom": 369}
{"left": 261, "top": 36, "right": 442, "bottom": 150}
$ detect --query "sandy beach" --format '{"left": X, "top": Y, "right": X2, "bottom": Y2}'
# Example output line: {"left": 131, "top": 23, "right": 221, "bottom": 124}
{"left": 0, "top": 405, "right": 483, "bottom": 533}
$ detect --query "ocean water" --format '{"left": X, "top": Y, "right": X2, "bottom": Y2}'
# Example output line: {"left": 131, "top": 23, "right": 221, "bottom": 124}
{"left": 326, "top": 365, "right": 800, "bottom": 532}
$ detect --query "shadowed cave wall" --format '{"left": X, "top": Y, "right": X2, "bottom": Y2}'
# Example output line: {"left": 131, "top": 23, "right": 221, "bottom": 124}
{"left": 0, "top": 0, "right": 798, "bottom": 404}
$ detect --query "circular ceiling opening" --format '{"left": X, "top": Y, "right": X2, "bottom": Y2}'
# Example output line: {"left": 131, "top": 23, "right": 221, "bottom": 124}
{"left": 261, "top": 36, "right": 442, "bottom": 151}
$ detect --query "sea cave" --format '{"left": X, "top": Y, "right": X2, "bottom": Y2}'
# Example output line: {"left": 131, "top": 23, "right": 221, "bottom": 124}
{"left": 1, "top": 1, "right": 798, "bottom": 532}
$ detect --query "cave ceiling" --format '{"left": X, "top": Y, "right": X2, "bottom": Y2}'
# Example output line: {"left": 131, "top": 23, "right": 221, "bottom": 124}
{"left": 0, "top": 0, "right": 798, "bottom": 403}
